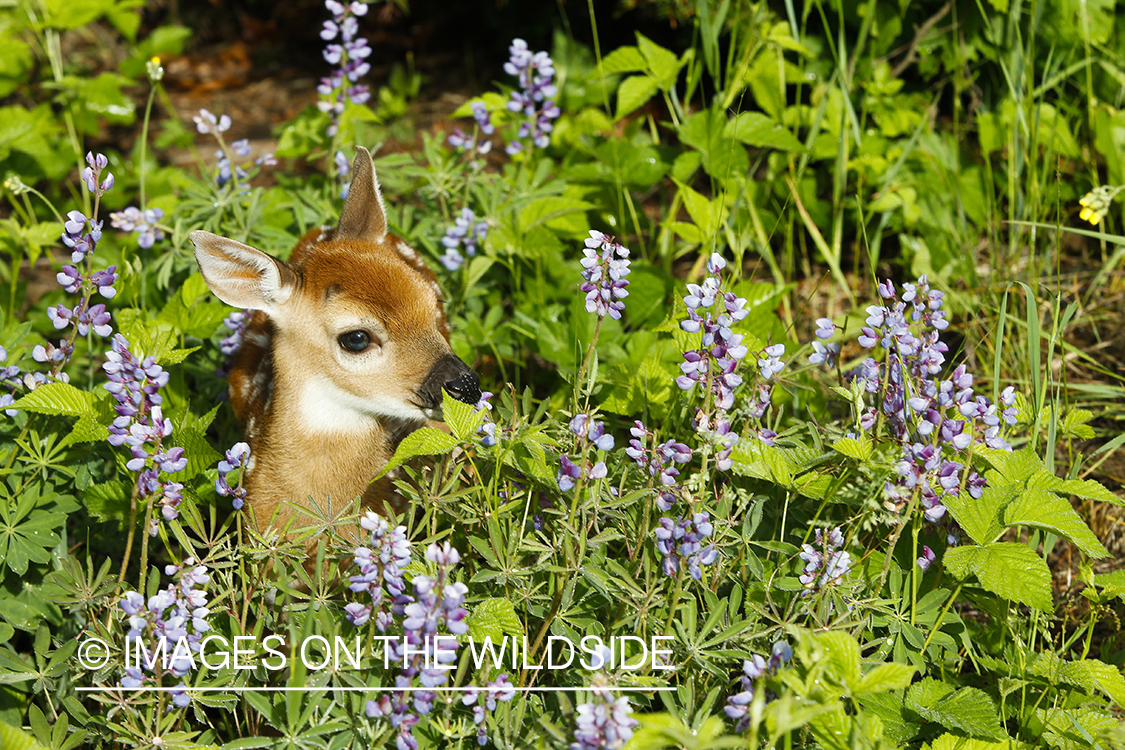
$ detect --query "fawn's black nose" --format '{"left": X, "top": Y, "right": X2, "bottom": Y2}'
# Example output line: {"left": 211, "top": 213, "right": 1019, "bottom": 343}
{"left": 421, "top": 354, "right": 481, "bottom": 410}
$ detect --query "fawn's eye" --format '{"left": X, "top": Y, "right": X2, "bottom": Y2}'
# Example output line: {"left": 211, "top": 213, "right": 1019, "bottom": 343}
{"left": 338, "top": 330, "right": 372, "bottom": 352}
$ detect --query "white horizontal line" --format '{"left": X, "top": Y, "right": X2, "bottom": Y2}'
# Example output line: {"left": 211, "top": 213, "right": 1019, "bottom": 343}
{"left": 76, "top": 686, "right": 675, "bottom": 693}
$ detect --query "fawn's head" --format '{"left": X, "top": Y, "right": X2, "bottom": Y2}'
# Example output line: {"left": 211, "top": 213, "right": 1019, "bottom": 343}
{"left": 190, "top": 147, "right": 480, "bottom": 435}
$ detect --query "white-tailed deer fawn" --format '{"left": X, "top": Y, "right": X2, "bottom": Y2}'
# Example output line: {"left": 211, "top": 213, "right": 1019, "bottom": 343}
{"left": 190, "top": 147, "right": 480, "bottom": 551}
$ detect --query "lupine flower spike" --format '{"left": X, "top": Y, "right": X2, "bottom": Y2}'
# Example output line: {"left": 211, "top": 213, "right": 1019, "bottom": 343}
{"left": 579, "top": 230, "right": 631, "bottom": 320}
{"left": 318, "top": 1, "right": 372, "bottom": 137}
{"left": 504, "top": 38, "right": 560, "bottom": 155}
{"left": 724, "top": 641, "right": 792, "bottom": 731}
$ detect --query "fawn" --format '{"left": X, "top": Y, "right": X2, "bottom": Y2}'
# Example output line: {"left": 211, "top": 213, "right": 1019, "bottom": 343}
{"left": 190, "top": 147, "right": 480, "bottom": 553}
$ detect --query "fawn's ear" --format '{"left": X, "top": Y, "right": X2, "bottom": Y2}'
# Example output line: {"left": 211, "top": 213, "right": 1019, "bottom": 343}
{"left": 190, "top": 230, "right": 297, "bottom": 316}
{"left": 336, "top": 146, "right": 388, "bottom": 243}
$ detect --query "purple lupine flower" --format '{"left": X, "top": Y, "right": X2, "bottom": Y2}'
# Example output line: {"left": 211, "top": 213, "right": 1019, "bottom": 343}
{"left": 110, "top": 206, "right": 166, "bottom": 249}
{"left": 215, "top": 442, "right": 250, "bottom": 510}
{"left": 118, "top": 558, "right": 211, "bottom": 692}
{"left": 917, "top": 545, "right": 937, "bottom": 572}
{"left": 627, "top": 421, "right": 692, "bottom": 496}
{"left": 103, "top": 334, "right": 185, "bottom": 529}
{"left": 461, "top": 673, "right": 516, "bottom": 746}
{"left": 579, "top": 230, "right": 631, "bottom": 320}
{"left": 570, "top": 688, "right": 638, "bottom": 750}
{"left": 724, "top": 641, "right": 792, "bottom": 731}
{"left": 503, "top": 38, "right": 561, "bottom": 154}
{"left": 348, "top": 512, "right": 412, "bottom": 631}
{"left": 808, "top": 341, "right": 839, "bottom": 367}
{"left": 655, "top": 513, "right": 717, "bottom": 580}
{"left": 317, "top": 1, "right": 372, "bottom": 137}
{"left": 361, "top": 539, "right": 469, "bottom": 750}
{"left": 799, "top": 527, "right": 851, "bottom": 592}
{"left": 440, "top": 208, "right": 489, "bottom": 271}
{"left": 193, "top": 109, "right": 231, "bottom": 135}
{"left": 557, "top": 455, "right": 582, "bottom": 492}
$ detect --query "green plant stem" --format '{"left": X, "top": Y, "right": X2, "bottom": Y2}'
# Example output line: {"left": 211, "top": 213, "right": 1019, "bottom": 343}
{"left": 139, "top": 83, "right": 159, "bottom": 209}
{"left": 877, "top": 489, "right": 920, "bottom": 594}
{"left": 117, "top": 481, "right": 142, "bottom": 585}
{"left": 921, "top": 580, "right": 963, "bottom": 653}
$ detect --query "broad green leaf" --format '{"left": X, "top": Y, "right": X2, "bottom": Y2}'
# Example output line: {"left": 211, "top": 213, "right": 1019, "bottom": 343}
{"left": 1027, "top": 471, "right": 1121, "bottom": 506}
{"left": 817, "top": 631, "right": 860, "bottom": 687}
{"left": 83, "top": 481, "right": 132, "bottom": 523}
{"left": 929, "top": 735, "right": 1015, "bottom": 750}
{"left": 615, "top": 75, "right": 659, "bottom": 120}
{"left": 441, "top": 389, "right": 484, "bottom": 441}
{"left": 942, "top": 483, "right": 1012, "bottom": 545}
{"left": 906, "top": 678, "right": 1004, "bottom": 740}
{"left": 466, "top": 598, "right": 523, "bottom": 644}
{"left": 831, "top": 437, "right": 872, "bottom": 461}
{"left": 450, "top": 91, "right": 507, "bottom": 118}
{"left": 599, "top": 46, "right": 646, "bottom": 75}
{"left": 172, "top": 405, "right": 222, "bottom": 481}
{"left": 378, "top": 427, "right": 457, "bottom": 478}
{"left": 1036, "top": 708, "right": 1118, "bottom": 750}
{"left": 1003, "top": 488, "right": 1108, "bottom": 558}
{"left": 854, "top": 662, "right": 916, "bottom": 695}
{"left": 1029, "top": 653, "right": 1125, "bottom": 706}
{"left": 679, "top": 183, "right": 715, "bottom": 232}
{"left": 635, "top": 33, "right": 682, "bottom": 90}
{"left": 944, "top": 543, "right": 1053, "bottom": 612}
{"left": 0, "top": 721, "right": 47, "bottom": 750}
{"left": 725, "top": 112, "right": 804, "bottom": 151}
{"left": 10, "top": 383, "right": 96, "bottom": 418}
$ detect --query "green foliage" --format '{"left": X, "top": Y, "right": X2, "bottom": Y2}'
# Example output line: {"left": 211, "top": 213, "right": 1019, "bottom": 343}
{"left": 0, "top": 0, "right": 1123, "bottom": 748}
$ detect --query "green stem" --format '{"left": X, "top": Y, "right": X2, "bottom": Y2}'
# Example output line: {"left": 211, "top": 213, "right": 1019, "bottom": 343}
{"left": 921, "top": 581, "right": 963, "bottom": 653}
{"left": 139, "top": 83, "right": 159, "bottom": 208}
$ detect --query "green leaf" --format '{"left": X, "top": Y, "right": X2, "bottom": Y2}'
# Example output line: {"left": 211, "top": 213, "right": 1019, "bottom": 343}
{"left": 450, "top": 92, "right": 507, "bottom": 118}
{"left": 1036, "top": 708, "right": 1118, "bottom": 750}
{"left": 635, "top": 32, "right": 682, "bottom": 90}
{"left": 854, "top": 662, "right": 916, "bottom": 696}
{"left": 678, "top": 183, "right": 718, "bottom": 234}
{"left": 943, "top": 542, "right": 1053, "bottom": 612}
{"left": 1027, "top": 471, "right": 1121, "bottom": 506}
{"left": 172, "top": 405, "right": 223, "bottom": 481}
{"left": 817, "top": 631, "right": 860, "bottom": 688}
{"left": 1003, "top": 488, "right": 1108, "bottom": 558}
{"left": 83, "top": 481, "right": 132, "bottom": 523}
{"left": 942, "top": 483, "right": 1012, "bottom": 545}
{"left": 10, "top": 383, "right": 96, "bottom": 417}
{"left": 378, "top": 427, "right": 457, "bottom": 478}
{"left": 1028, "top": 653, "right": 1125, "bottom": 706}
{"left": 599, "top": 46, "right": 646, "bottom": 75}
{"left": 831, "top": 436, "right": 872, "bottom": 461}
{"left": 441, "top": 389, "right": 483, "bottom": 442}
{"left": 929, "top": 735, "right": 1014, "bottom": 750}
{"left": 615, "top": 75, "right": 659, "bottom": 120}
{"left": 466, "top": 598, "right": 523, "bottom": 644}
{"left": 725, "top": 112, "right": 804, "bottom": 151}
{"left": 906, "top": 678, "right": 1004, "bottom": 740}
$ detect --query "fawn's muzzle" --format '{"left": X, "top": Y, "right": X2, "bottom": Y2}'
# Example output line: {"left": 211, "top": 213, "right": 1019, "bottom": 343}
{"left": 420, "top": 354, "right": 481, "bottom": 413}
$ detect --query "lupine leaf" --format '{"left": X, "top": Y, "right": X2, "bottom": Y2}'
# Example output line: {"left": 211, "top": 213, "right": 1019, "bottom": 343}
{"left": 906, "top": 678, "right": 1004, "bottom": 740}
{"left": 378, "top": 427, "right": 457, "bottom": 478}
{"left": 943, "top": 543, "right": 1053, "bottom": 612}
{"left": 1003, "top": 488, "right": 1108, "bottom": 557}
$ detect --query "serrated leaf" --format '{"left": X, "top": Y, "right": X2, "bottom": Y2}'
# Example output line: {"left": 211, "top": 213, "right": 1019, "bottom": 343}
{"left": 1029, "top": 653, "right": 1125, "bottom": 706}
{"left": 441, "top": 389, "right": 483, "bottom": 441}
{"left": 724, "top": 111, "right": 805, "bottom": 151}
{"left": 831, "top": 436, "right": 872, "bottom": 461}
{"left": 600, "top": 46, "right": 646, "bottom": 75}
{"left": 929, "top": 735, "right": 1015, "bottom": 750}
{"left": 635, "top": 32, "right": 682, "bottom": 89}
{"left": 817, "top": 631, "right": 860, "bottom": 687}
{"left": 466, "top": 598, "right": 523, "bottom": 644}
{"left": 944, "top": 542, "right": 1053, "bottom": 611}
{"left": 854, "top": 662, "right": 916, "bottom": 695}
{"left": 1003, "top": 488, "right": 1108, "bottom": 558}
{"left": 615, "top": 75, "right": 659, "bottom": 120}
{"left": 378, "top": 427, "right": 457, "bottom": 478}
{"left": 83, "top": 481, "right": 131, "bottom": 522}
{"left": 942, "top": 483, "right": 1012, "bottom": 545}
{"left": 906, "top": 678, "right": 1004, "bottom": 740}
{"left": 1036, "top": 708, "right": 1118, "bottom": 750}
{"left": 10, "top": 383, "right": 96, "bottom": 417}
{"left": 1028, "top": 471, "right": 1122, "bottom": 506}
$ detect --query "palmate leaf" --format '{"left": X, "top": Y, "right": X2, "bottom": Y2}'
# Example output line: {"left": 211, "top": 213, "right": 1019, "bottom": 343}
{"left": 944, "top": 543, "right": 1053, "bottom": 612}
{"left": 0, "top": 490, "right": 65, "bottom": 576}
{"left": 905, "top": 678, "right": 1005, "bottom": 740}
